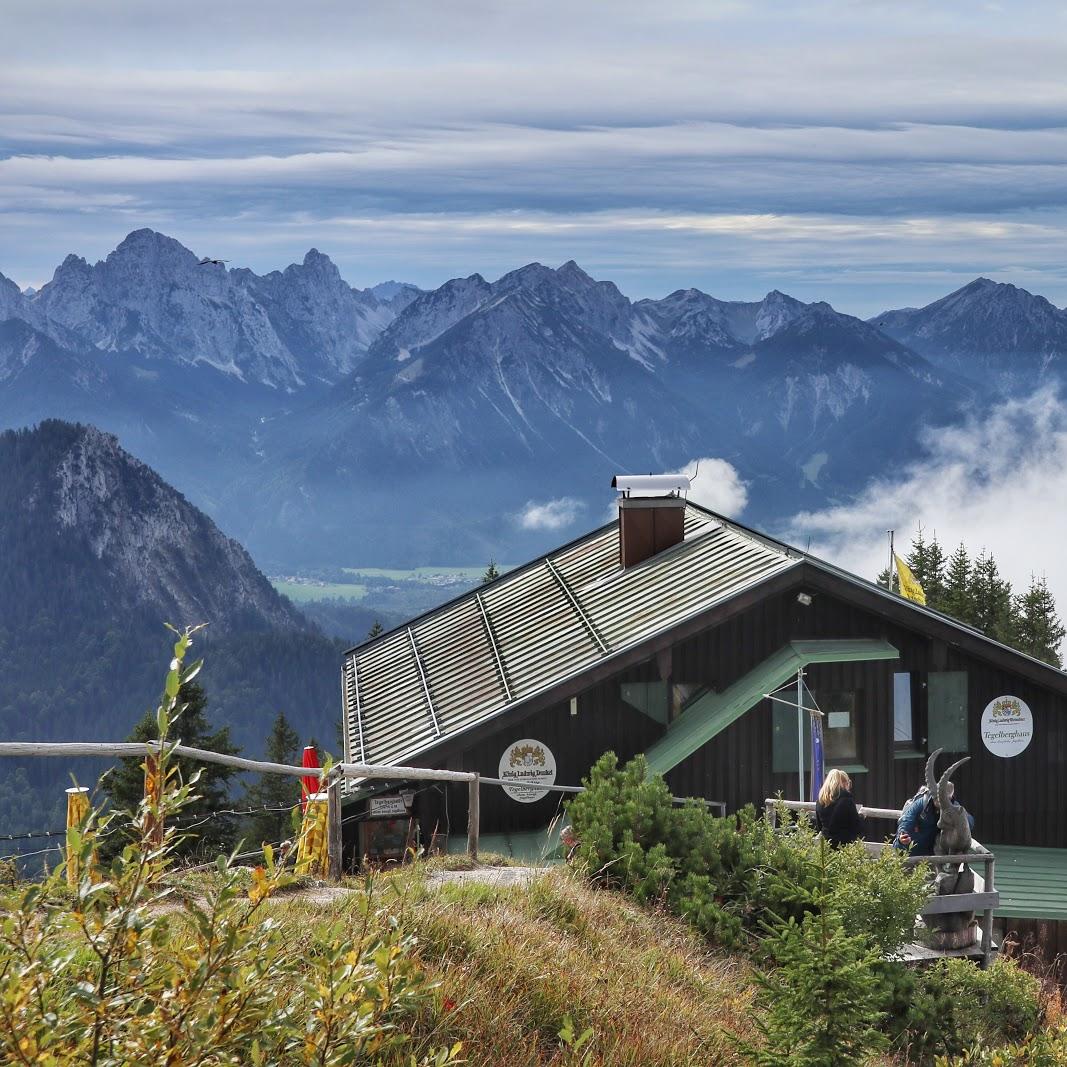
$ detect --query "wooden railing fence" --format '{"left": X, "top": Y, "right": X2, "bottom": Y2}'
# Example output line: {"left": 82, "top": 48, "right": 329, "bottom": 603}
{"left": 1, "top": 742, "right": 727, "bottom": 878}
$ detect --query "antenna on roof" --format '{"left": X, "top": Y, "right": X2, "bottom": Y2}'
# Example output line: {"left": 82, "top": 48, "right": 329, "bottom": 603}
{"left": 683, "top": 459, "right": 700, "bottom": 501}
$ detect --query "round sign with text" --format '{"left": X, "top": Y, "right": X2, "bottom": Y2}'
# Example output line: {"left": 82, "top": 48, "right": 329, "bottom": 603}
{"left": 498, "top": 739, "right": 557, "bottom": 803}
{"left": 980, "top": 695, "right": 1033, "bottom": 758}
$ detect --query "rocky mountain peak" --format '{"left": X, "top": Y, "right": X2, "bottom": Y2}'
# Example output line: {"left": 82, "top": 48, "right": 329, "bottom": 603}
{"left": 108, "top": 228, "right": 200, "bottom": 272}
{"left": 0, "top": 272, "right": 25, "bottom": 319}
{"left": 5, "top": 419, "right": 305, "bottom": 633}
{"left": 754, "top": 289, "right": 808, "bottom": 338}
{"left": 297, "top": 247, "right": 341, "bottom": 277}
{"left": 873, "top": 277, "right": 1067, "bottom": 374}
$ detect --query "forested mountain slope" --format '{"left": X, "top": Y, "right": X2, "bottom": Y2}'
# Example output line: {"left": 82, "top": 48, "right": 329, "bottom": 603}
{"left": 0, "top": 421, "right": 345, "bottom": 832}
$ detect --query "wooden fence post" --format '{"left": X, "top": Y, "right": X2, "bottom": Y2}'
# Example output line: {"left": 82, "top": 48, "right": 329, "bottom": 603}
{"left": 64, "top": 786, "right": 92, "bottom": 888}
{"left": 295, "top": 792, "right": 329, "bottom": 879}
{"left": 467, "top": 773, "right": 480, "bottom": 862}
{"left": 981, "top": 856, "right": 996, "bottom": 969}
{"left": 327, "top": 776, "right": 343, "bottom": 881}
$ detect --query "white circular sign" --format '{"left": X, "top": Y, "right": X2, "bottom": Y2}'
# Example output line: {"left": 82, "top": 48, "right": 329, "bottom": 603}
{"left": 980, "top": 695, "right": 1033, "bottom": 757}
{"left": 498, "top": 739, "right": 557, "bottom": 803}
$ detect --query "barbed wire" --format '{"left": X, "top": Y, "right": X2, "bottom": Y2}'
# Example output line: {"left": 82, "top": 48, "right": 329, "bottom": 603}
{"left": 0, "top": 803, "right": 299, "bottom": 846}
{"left": 0, "top": 828, "right": 66, "bottom": 842}
{"left": 0, "top": 844, "right": 64, "bottom": 861}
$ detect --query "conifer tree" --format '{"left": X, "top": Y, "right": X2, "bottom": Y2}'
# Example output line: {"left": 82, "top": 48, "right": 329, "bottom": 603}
{"left": 1015, "top": 575, "right": 1066, "bottom": 668}
{"left": 482, "top": 559, "right": 500, "bottom": 584}
{"left": 746, "top": 840, "right": 888, "bottom": 1065}
{"left": 888, "top": 534, "right": 1064, "bottom": 667}
{"left": 241, "top": 712, "right": 301, "bottom": 848}
{"left": 941, "top": 543, "right": 973, "bottom": 624}
{"left": 923, "top": 534, "right": 948, "bottom": 605}
{"left": 102, "top": 681, "right": 240, "bottom": 858}
{"left": 876, "top": 567, "right": 898, "bottom": 593}
{"left": 907, "top": 527, "right": 946, "bottom": 605}
{"left": 969, "top": 551, "right": 1015, "bottom": 645}
{"left": 367, "top": 620, "right": 384, "bottom": 639}
{"left": 906, "top": 525, "right": 929, "bottom": 588}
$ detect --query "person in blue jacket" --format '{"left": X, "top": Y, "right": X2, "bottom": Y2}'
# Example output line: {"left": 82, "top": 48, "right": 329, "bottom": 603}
{"left": 893, "top": 778, "right": 974, "bottom": 854}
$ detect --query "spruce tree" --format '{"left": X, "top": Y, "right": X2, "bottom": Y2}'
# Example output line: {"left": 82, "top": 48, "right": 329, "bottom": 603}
{"left": 102, "top": 681, "right": 240, "bottom": 859}
{"left": 924, "top": 534, "right": 948, "bottom": 605}
{"left": 970, "top": 551, "right": 1015, "bottom": 645}
{"left": 906, "top": 526, "right": 929, "bottom": 589}
{"left": 882, "top": 533, "right": 1064, "bottom": 665}
{"left": 482, "top": 559, "right": 500, "bottom": 584}
{"left": 367, "top": 620, "right": 384, "bottom": 639}
{"left": 941, "top": 544, "right": 973, "bottom": 624}
{"left": 908, "top": 527, "right": 947, "bottom": 606}
{"left": 241, "top": 712, "right": 301, "bottom": 849}
{"left": 746, "top": 840, "right": 888, "bottom": 1065}
{"left": 1015, "top": 575, "right": 1066, "bottom": 667}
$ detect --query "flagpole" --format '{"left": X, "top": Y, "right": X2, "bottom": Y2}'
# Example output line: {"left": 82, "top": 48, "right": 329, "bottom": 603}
{"left": 796, "top": 668, "right": 804, "bottom": 802}
{"left": 888, "top": 530, "right": 894, "bottom": 592}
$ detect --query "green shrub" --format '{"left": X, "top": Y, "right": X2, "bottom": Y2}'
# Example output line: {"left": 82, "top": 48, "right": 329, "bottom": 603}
{"left": 825, "top": 839, "right": 931, "bottom": 955}
{"left": 936, "top": 1023, "right": 1067, "bottom": 1066}
{"left": 0, "top": 627, "right": 458, "bottom": 1067}
{"left": 904, "top": 957, "right": 1045, "bottom": 1058}
{"left": 568, "top": 752, "right": 927, "bottom": 955}
{"left": 750, "top": 913, "right": 888, "bottom": 1066}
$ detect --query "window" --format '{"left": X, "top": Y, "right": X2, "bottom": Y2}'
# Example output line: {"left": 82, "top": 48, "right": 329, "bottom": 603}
{"left": 771, "top": 696, "right": 812, "bottom": 774}
{"left": 620, "top": 682, "right": 669, "bottom": 724}
{"left": 772, "top": 689, "right": 861, "bottom": 772}
{"left": 893, "top": 672, "right": 914, "bottom": 746}
{"left": 819, "top": 690, "right": 859, "bottom": 763}
{"left": 928, "top": 671, "right": 968, "bottom": 752}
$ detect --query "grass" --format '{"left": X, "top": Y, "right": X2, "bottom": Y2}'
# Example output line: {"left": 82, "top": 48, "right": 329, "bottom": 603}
{"left": 261, "top": 863, "right": 759, "bottom": 1066}
{"left": 341, "top": 566, "right": 493, "bottom": 580}
{"left": 271, "top": 579, "right": 368, "bottom": 603}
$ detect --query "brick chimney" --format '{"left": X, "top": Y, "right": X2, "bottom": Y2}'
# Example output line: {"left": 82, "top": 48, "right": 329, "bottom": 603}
{"left": 612, "top": 474, "right": 690, "bottom": 568}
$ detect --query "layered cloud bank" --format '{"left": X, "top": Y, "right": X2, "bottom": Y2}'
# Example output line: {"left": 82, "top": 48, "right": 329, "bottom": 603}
{"left": 5, "top": 1, "right": 1067, "bottom": 311}
{"left": 787, "top": 389, "right": 1067, "bottom": 611}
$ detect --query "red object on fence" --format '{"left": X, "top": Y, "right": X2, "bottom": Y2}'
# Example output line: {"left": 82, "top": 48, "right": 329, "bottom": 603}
{"left": 301, "top": 745, "right": 320, "bottom": 811}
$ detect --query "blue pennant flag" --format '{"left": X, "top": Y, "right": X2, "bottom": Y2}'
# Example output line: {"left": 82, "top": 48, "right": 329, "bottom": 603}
{"left": 810, "top": 708, "right": 825, "bottom": 801}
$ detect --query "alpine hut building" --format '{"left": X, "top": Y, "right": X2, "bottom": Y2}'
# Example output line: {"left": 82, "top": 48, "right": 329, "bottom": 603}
{"left": 340, "top": 475, "right": 1067, "bottom": 957}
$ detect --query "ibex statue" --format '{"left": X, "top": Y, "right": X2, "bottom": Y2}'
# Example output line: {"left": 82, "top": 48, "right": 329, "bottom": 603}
{"left": 925, "top": 747, "right": 977, "bottom": 946}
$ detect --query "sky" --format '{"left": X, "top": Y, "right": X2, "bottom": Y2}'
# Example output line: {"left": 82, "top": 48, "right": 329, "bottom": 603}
{"left": 658, "top": 389, "right": 1067, "bottom": 645}
{"left": 5, "top": 1, "right": 1067, "bottom": 315}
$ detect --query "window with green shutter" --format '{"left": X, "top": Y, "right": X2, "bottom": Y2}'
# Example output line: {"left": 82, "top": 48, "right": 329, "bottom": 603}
{"left": 928, "top": 671, "right": 969, "bottom": 752}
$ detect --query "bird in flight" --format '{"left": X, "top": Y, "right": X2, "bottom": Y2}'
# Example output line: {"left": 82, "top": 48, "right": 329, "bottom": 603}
{"left": 198, "top": 257, "right": 229, "bottom": 266}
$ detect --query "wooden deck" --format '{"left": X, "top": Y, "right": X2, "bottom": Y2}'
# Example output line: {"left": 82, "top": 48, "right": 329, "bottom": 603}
{"left": 899, "top": 922, "right": 998, "bottom": 964}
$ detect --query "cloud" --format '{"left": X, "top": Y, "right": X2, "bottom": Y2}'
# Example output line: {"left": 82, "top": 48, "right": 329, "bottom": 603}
{"left": 516, "top": 497, "right": 583, "bottom": 531}
{"left": 6, "top": 1, "right": 1067, "bottom": 310}
{"left": 676, "top": 458, "right": 748, "bottom": 517}
{"left": 784, "top": 388, "right": 1067, "bottom": 613}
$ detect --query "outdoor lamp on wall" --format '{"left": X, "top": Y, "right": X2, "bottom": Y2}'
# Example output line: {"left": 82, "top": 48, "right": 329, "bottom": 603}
{"left": 796, "top": 592, "right": 813, "bottom": 606}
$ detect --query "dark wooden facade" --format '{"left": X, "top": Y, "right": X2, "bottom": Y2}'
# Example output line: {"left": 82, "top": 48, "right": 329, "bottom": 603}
{"left": 374, "top": 563, "right": 1067, "bottom": 853}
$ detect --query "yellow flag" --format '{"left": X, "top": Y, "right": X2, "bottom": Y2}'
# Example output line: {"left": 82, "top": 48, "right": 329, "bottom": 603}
{"left": 894, "top": 553, "right": 926, "bottom": 605}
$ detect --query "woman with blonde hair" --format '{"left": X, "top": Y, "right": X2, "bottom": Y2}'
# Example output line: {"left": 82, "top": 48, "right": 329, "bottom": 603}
{"left": 814, "top": 768, "right": 865, "bottom": 847}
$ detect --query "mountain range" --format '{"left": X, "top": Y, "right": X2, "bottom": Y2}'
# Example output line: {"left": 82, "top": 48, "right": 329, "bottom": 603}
{"left": 2, "top": 231, "right": 1064, "bottom": 568}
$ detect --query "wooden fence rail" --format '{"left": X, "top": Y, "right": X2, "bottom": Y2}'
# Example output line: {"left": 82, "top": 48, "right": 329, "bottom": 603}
{"left": 1, "top": 742, "right": 727, "bottom": 877}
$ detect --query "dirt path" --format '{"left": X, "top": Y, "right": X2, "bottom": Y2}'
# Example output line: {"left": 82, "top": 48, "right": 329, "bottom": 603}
{"left": 425, "top": 865, "right": 546, "bottom": 889}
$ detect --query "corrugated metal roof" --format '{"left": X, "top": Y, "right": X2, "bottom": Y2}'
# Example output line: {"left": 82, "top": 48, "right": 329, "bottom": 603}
{"left": 984, "top": 845, "right": 1067, "bottom": 921}
{"left": 343, "top": 505, "right": 800, "bottom": 767}
{"left": 644, "top": 638, "right": 900, "bottom": 775}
